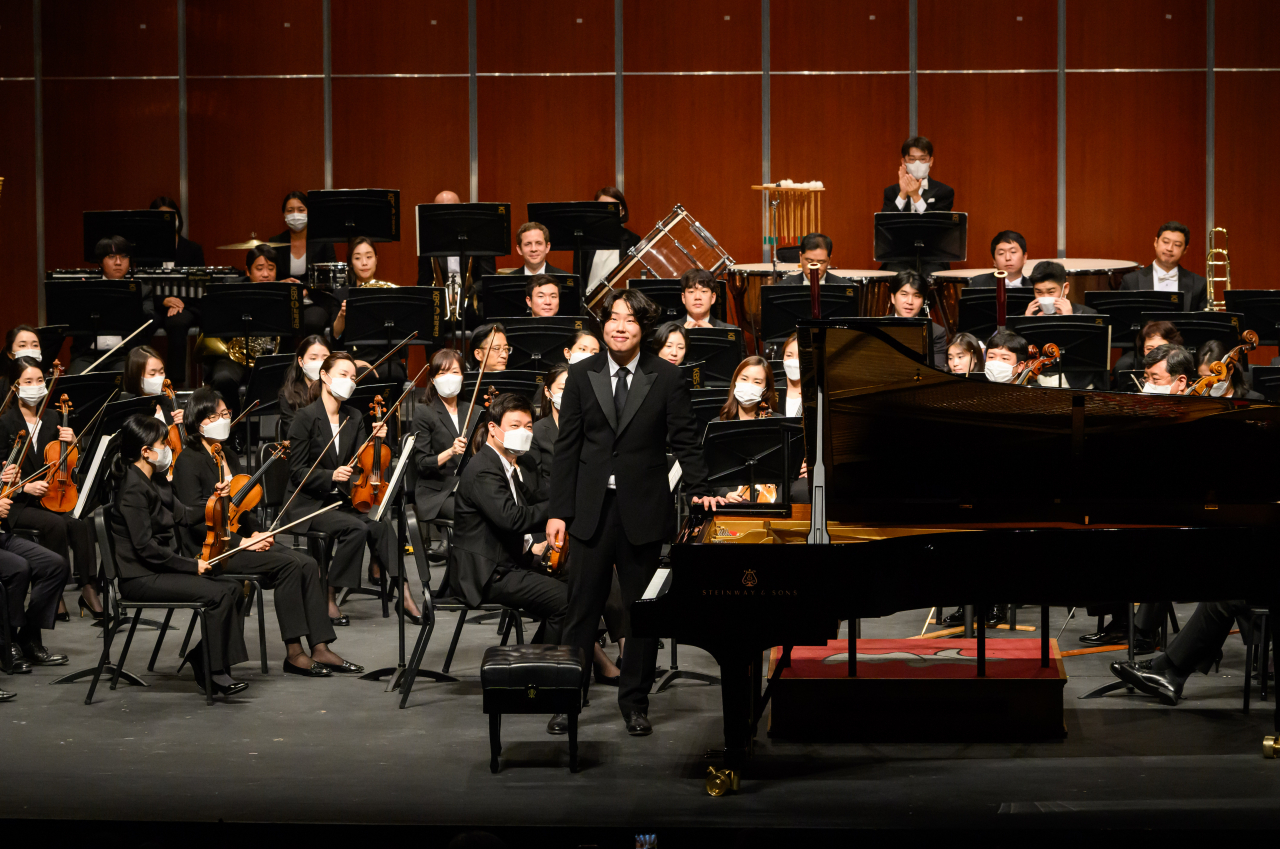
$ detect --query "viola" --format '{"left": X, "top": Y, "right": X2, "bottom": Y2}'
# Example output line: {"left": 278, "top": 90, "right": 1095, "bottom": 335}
{"left": 200, "top": 443, "right": 231, "bottom": 563}
{"left": 162, "top": 379, "right": 184, "bottom": 472}
{"left": 224, "top": 442, "right": 289, "bottom": 535}
{"left": 1011, "top": 343, "right": 1061, "bottom": 386}
{"left": 351, "top": 396, "right": 392, "bottom": 513}
{"left": 537, "top": 536, "right": 568, "bottom": 575}
{"left": 40, "top": 394, "right": 78, "bottom": 513}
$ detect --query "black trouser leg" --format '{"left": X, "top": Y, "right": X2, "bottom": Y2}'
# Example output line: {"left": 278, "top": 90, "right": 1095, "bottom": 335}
{"left": 0, "top": 534, "right": 69, "bottom": 633}
{"left": 14, "top": 506, "right": 96, "bottom": 588}
{"left": 1134, "top": 601, "right": 1168, "bottom": 633}
{"left": 307, "top": 510, "right": 369, "bottom": 590}
{"left": 224, "top": 548, "right": 312, "bottom": 642}
{"left": 1163, "top": 600, "right": 1246, "bottom": 675}
{"left": 486, "top": 569, "right": 568, "bottom": 645}
{"left": 121, "top": 574, "right": 248, "bottom": 670}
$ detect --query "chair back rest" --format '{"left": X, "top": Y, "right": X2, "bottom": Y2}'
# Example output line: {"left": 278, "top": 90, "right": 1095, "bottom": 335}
{"left": 261, "top": 441, "right": 289, "bottom": 511}
{"left": 93, "top": 506, "right": 127, "bottom": 616}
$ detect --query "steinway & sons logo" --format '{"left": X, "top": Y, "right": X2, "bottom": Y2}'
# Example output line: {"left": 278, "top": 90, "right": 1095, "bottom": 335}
{"left": 701, "top": 569, "right": 798, "bottom": 597}
{"left": 742, "top": 569, "right": 757, "bottom": 587}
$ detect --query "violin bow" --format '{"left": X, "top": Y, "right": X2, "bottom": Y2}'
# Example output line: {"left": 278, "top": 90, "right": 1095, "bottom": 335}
{"left": 344, "top": 363, "right": 430, "bottom": 465}
{"left": 268, "top": 416, "right": 349, "bottom": 532}
{"left": 1, "top": 457, "right": 62, "bottom": 500}
{"left": 0, "top": 384, "right": 16, "bottom": 419}
{"left": 227, "top": 399, "right": 260, "bottom": 430}
{"left": 452, "top": 330, "right": 498, "bottom": 477}
{"left": 82, "top": 321, "right": 154, "bottom": 375}
{"left": 355, "top": 331, "right": 419, "bottom": 384}
{"left": 7, "top": 361, "right": 63, "bottom": 493}
{"left": 63, "top": 388, "right": 118, "bottom": 460}
{"left": 208, "top": 503, "right": 341, "bottom": 567}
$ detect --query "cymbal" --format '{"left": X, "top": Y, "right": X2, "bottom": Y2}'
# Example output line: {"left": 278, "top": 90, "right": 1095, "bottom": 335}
{"left": 217, "top": 238, "right": 289, "bottom": 250}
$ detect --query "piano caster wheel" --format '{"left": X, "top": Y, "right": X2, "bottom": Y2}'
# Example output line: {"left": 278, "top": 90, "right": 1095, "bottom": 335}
{"left": 705, "top": 766, "right": 740, "bottom": 796}
{"left": 1264, "top": 736, "right": 1278, "bottom": 759}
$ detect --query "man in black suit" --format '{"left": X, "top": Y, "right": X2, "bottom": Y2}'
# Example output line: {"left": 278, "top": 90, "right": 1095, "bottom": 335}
{"left": 1020, "top": 261, "right": 1102, "bottom": 389}
{"left": 525, "top": 274, "right": 561, "bottom": 317}
{"left": 680, "top": 268, "right": 735, "bottom": 329}
{"left": 779, "top": 232, "right": 838, "bottom": 286}
{"left": 415, "top": 190, "right": 498, "bottom": 286}
{"left": 547, "top": 289, "right": 725, "bottom": 736}
{"left": 967, "top": 231, "right": 1031, "bottom": 289}
{"left": 510, "top": 222, "right": 568, "bottom": 276}
{"left": 881, "top": 136, "right": 954, "bottom": 215}
{"left": 1119, "top": 221, "right": 1207, "bottom": 312}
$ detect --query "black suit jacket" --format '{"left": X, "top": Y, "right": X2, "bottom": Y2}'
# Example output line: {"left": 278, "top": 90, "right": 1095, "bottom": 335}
{"left": 967, "top": 271, "right": 1030, "bottom": 289}
{"left": 0, "top": 405, "right": 62, "bottom": 525}
{"left": 412, "top": 395, "right": 485, "bottom": 521}
{"left": 579, "top": 227, "right": 642, "bottom": 279}
{"left": 525, "top": 414, "right": 558, "bottom": 500}
{"left": 282, "top": 397, "right": 368, "bottom": 531}
{"left": 451, "top": 444, "right": 548, "bottom": 608}
{"left": 269, "top": 230, "right": 338, "bottom": 279}
{"left": 881, "top": 179, "right": 955, "bottom": 213}
{"left": 171, "top": 443, "right": 253, "bottom": 556}
{"left": 549, "top": 350, "right": 710, "bottom": 544}
{"left": 109, "top": 464, "right": 201, "bottom": 580}
{"left": 508, "top": 263, "right": 568, "bottom": 277}
{"left": 175, "top": 235, "right": 206, "bottom": 268}
{"left": 1119, "top": 264, "right": 1207, "bottom": 312}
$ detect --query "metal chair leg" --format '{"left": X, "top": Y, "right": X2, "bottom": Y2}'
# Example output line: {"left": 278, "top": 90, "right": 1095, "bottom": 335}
{"left": 198, "top": 611, "right": 214, "bottom": 706}
{"left": 177, "top": 611, "right": 198, "bottom": 658}
{"left": 111, "top": 610, "right": 143, "bottom": 691}
{"left": 148, "top": 609, "right": 177, "bottom": 671}
{"left": 85, "top": 620, "right": 120, "bottom": 705}
{"left": 441, "top": 610, "right": 467, "bottom": 674}
{"left": 253, "top": 580, "right": 268, "bottom": 674}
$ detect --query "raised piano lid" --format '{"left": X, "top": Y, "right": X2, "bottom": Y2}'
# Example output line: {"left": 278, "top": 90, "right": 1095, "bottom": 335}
{"left": 796, "top": 318, "right": 1280, "bottom": 527}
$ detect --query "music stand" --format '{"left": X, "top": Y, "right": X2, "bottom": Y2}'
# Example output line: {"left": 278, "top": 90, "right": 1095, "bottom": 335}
{"left": 240, "top": 353, "right": 292, "bottom": 461}
{"left": 1115, "top": 369, "right": 1147, "bottom": 393}
{"left": 527, "top": 201, "right": 624, "bottom": 281}
{"left": 628, "top": 277, "right": 729, "bottom": 323}
{"left": 1008, "top": 315, "right": 1113, "bottom": 389}
{"left": 77, "top": 395, "right": 168, "bottom": 487}
{"left": 83, "top": 210, "right": 176, "bottom": 264}
{"left": 45, "top": 280, "right": 147, "bottom": 339}
{"left": 480, "top": 273, "right": 582, "bottom": 319}
{"left": 1085, "top": 291, "right": 1184, "bottom": 349}
{"left": 685, "top": 328, "right": 746, "bottom": 388}
{"left": 306, "top": 189, "right": 401, "bottom": 243}
{"left": 344, "top": 287, "right": 448, "bottom": 349}
{"left": 200, "top": 284, "right": 303, "bottom": 358}
{"left": 1224, "top": 291, "right": 1280, "bottom": 346}
{"left": 500, "top": 317, "right": 594, "bottom": 370}
{"left": 54, "top": 372, "right": 123, "bottom": 434}
{"left": 688, "top": 388, "right": 728, "bottom": 434}
{"left": 345, "top": 382, "right": 397, "bottom": 436}
{"left": 701, "top": 417, "right": 804, "bottom": 518}
{"left": 873, "top": 211, "right": 967, "bottom": 276}
{"left": 462, "top": 370, "right": 545, "bottom": 407}
{"left": 958, "top": 289, "right": 1035, "bottom": 341}
{"left": 759, "top": 284, "right": 862, "bottom": 346}
{"left": 1138, "top": 311, "right": 1242, "bottom": 355}
{"left": 417, "top": 203, "right": 512, "bottom": 345}
{"left": 1248, "top": 366, "right": 1280, "bottom": 402}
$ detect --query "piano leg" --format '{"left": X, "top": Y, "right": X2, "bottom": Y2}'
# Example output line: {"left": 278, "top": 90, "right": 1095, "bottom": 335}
{"left": 715, "top": 649, "right": 755, "bottom": 773}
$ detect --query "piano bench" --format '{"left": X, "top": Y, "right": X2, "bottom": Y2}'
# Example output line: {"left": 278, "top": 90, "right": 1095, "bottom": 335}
{"left": 481, "top": 644, "right": 585, "bottom": 774}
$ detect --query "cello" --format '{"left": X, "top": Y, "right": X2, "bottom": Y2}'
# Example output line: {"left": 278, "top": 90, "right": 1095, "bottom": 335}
{"left": 40, "top": 394, "right": 78, "bottom": 513}
{"left": 351, "top": 396, "right": 392, "bottom": 514}
{"left": 1011, "top": 343, "right": 1062, "bottom": 386}
{"left": 1187, "top": 330, "right": 1259, "bottom": 397}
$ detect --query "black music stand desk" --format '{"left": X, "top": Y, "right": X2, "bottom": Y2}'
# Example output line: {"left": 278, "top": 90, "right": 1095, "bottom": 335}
{"left": 500, "top": 317, "right": 595, "bottom": 370}
{"left": 1008, "top": 315, "right": 1112, "bottom": 389}
{"left": 83, "top": 210, "right": 175, "bottom": 264}
{"left": 629, "top": 277, "right": 728, "bottom": 324}
{"left": 1139, "top": 311, "right": 1242, "bottom": 355}
{"left": 240, "top": 353, "right": 293, "bottom": 456}
{"left": 527, "top": 201, "right": 624, "bottom": 281}
{"left": 1085, "top": 291, "right": 1184, "bottom": 349}
{"left": 1224, "top": 291, "right": 1280, "bottom": 346}
{"left": 55, "top": 372, "right": 123, "bottom": 435}
{"left": 759, "top": 284, "right": 862, "bottom": 346}
{"left": 1248, "top": 366, "right": 1280, "bottom": 402}
{"left": 958, "top": 289, "right": 1035, "bottom": 341}
{"left": 480, "top": 274, "right": 582, "bottom": 319}
{"left": 688, "top": 388, "right": 729, "bottom": 432}
{"left": 344, "top": 287, "right": 449, "bottom": 350}
{"left": 200, "top": 283, "right": 304, "bottom": 351}
{"left": 307, "top": 189, "right": 401, "bottom": 243}
{"left": 462, "top": 370, "right": 545, "bottom": 406}
{"left": 873, "top": 211, "right": 967, "bottom": 275}
{"left": 417, "top": 203, "right": 512, "bottom": 343}
{"left": 684, "top": 328, "right": 746, "bottom": 388}
{"left": 45, "top": 280, "right": 147, "bottom": 342}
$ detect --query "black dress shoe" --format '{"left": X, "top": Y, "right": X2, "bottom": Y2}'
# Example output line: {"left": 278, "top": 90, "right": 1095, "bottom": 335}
{"left": 547, "top": 714, "right": 569, "bottom": 735}
{"left": 984, "top": 605, "right": 1008, "bottom": 627}
{"left": 394, "top": 598, "right": 423, "bottom": 626}
{"left": 1079, "top": 627, "right": 1127, "bottom": 646}
{"left": 56, "top": 608, "right": 70, "bottom": 623}
{"left": 21, "top": 643, "right": 69, "bottom": 666}
{"left": 0, "top": 688, "right": 14, "bottom": 701}
{"left": 330, "top": 615, "right": 350, "bottom": 626}
{"left": 594, "top": 668, "right": 620, "bottom": 686}
{"left": 940, "top": 608, "right": 966, "bottom": 627}
{"left": 319, "top": 659, "right": 364, "bottom": 674}
{"left": 624, "top": 711, "right": 652, "bottom": 736}
{"left": 283, "top": 660, "right": 333, "bottom": 677}
{"left": 1110, "top": 660, "right": 1182, "bottom": 705}
{"left": 6, "top": 645, "right": 32, "bottom": 675}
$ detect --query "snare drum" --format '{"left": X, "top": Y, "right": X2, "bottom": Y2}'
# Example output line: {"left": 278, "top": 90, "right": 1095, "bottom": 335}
{"left": 591, "top": 205, "right": 733, "bottom": 309}
{"left": 308, "top": 262, "right": 349, "bottom": 293}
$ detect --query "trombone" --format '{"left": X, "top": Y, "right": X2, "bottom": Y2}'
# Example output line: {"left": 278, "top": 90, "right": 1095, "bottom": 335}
{"left": 1206, "top": 226, "right": 1229, "bottom": 312}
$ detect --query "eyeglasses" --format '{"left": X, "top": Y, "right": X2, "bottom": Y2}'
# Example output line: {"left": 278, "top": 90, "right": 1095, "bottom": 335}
{"left": 489, "top": 346, "right": 514, "bottom": 355}
{"left": 205, "top": 412, "right": 231, "bottom": 422}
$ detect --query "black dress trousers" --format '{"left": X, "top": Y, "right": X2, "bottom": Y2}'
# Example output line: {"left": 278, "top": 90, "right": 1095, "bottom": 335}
{"left": 0, "top": 533, "right": 70, "bottom": 632}
{"left": 223, "top": 546, "right": 336, "bottom": 645}
{"left": 308, "top": 507, "right": 398, "bottom": 589}
{"left": 13, "top": 505, "right": 96, "bottom": 587}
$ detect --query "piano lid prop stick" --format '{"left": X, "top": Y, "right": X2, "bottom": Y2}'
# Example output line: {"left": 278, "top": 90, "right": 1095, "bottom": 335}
{"left": 921, "top": 607, "right": 936, "bottom": 637}
{"left": 206, "top": 503, "right": 341, "bottom": 567}
{"left": 993, "top": 270, "right": 1008, "bottom": 332}
{"left": 268, "top": 416, "right": 349, "bottom": 531}
{"left": 82, "top": 320, "right": 155, "bottom": 375}
{"left": 355, "top": 331, "right": 419, "bottom": 384}
{"left": 807, "top": 261, "right": 822, "bottom": 319}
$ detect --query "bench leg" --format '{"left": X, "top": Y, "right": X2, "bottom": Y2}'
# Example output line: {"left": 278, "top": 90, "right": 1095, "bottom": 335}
{"left": 489, "top": 713, "right": 502, "bottom": 774}
{"left": 568, "top": 712, "right": 579, "bottom": 773}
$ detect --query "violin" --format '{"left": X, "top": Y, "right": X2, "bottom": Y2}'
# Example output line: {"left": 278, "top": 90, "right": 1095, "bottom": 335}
{"left": 200, "top": 443, "right": 231, "bottom": 563}
{"left": 1187, "top": 330, "right": 1259, "bottom": 397}
{"left": 224, "top": 442, "right": 289, "bottom": 535}
{"left": 40, "top": 394, "right": 78, "bottom": 513}
{"left": 351, "top": 395, "right": 392, "bottom": 513}
{"left": 162, "top": 379, "right": 184, "bottom": 472}
{"left": 3, "top": 360, "right": 62, "bottom": 500}
{"left": 1011, "top": 343, "right": 1062, "bottom": 386}
{"left": 537, "top": 536, "right": 568, "bottom": 575}
{"left": 0, "top": 429, "right": 26, "bottom": 500}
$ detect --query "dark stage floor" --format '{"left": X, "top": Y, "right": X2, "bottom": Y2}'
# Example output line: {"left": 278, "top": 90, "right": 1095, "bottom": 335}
{"left": 6, "top": 564, "right": 1280, "bottom": 836}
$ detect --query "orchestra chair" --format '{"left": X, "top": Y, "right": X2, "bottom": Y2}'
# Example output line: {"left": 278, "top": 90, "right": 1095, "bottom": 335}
{"left": 81, "top": 507, "right": 216, "bottom": 706}
{"left": 482, "top": 644, "right": 584, "bottom": 773}
{"left": 171, "top": 572, "right": 268, "bottom": 675}
{"left": 1244, "top": 608, "right": 1271, "bottom": 714}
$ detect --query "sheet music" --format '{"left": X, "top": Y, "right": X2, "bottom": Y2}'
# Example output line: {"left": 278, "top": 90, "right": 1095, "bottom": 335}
{"left": 374, "top": 433, "right": 415, "bottom": 523}
{"left": 73, "top": 434, "right": 114, "bottom": 519}
{"left": 668, "top": 459, "right": 682, "bottom": 492}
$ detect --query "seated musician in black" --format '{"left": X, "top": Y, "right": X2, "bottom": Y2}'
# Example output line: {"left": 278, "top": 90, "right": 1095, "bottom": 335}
{"left": 1196, "top": 340, "right": 1263, "bottom": 400}
{"left": 1140, "top": 343, "right": 1194, "bottom": 395}
{"left": 148, "top": 196, "right": 203, "bottom": 386}
{"left": 780, "top": 232, "right": 836, "bottom": 286}
{"left": 1113, "top": 320, "right": 1183, "bottom": 388}
{"left": 719, "top": 357, "right": 808, "bottom": 505}
{"left": 121, "top": 346, "right": 185, "bottom": 430}
{"left": 470, "top": 323, "right": 510, "bottom": 373}
{"left": 3, "top": 325, "right": 44, "bottom": 398}
{"left": 271, "top": 190, "right": 338, "bottom": 337}
{"left": 526, "top": 274, "right": 561, "bottom": 317}
{"left": 781, "top": 332, "right": 802, "bottom": 415}
{"left": 412, "top": 348, "right": 475, "bottom": 530}
{"left": 68, "top": 236, "right": 156, "bottom": 375}
{"left": 278, "top": 335, "right": 330, "bottom": 437}
{"left": 980, "top": 329, "right": 1029, "bottom": 385}
{"left": 1022, "top": 261, "right": 1101, "bottom": 388}
{"left": 107, "top": 414, "right": 248, "bottom": 697}
{"left": 653, "top": 323, "right": 687, "bottom": 367}
{"left": 681, "top": 269, "right": 734, "bottom": 329}
{"left": 172, "top": 388, "right": 358, "bottom": 676}
{"left": 331, "top": 237, "right": 405, "bottom": 386}
{"left": 947, "top": 332, "right": 985, "bottom": 377}
{"left": 564, "top": 329, "right": 601, "bottom": 366}
{"left": 967, "top": 231, "right": 1029, "bottom": 289}
{"left": 0, "top": 480, "right": 70, "bottom": 672}
{"left": 888, "top": 270, "right": 947, "bottom": 370}
{"left": 0, "top": 359, "right": 99, "bottom": 619}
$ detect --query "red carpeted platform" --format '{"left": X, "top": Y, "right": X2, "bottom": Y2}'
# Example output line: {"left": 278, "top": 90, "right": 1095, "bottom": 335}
{"left": 768, "top": 639, "right": 1068, "bottom": 742}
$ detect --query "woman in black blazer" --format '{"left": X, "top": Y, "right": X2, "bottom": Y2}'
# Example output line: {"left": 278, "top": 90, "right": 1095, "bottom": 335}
{"left": 0, "top": 358, "right": 99, "bottom": 618}
{"left": 283, "top": 352, "right": 410, "bottom": 624}
{"left": 106, "top": 414, "right": 249, "bottom": 697}
{"left": 119, "top": 345, "right": 185, "bottom": 428}
{"left": 411, "top": 349, "right": 480, "bottom": 526}
{"left": 272, "top": 191, "right": 339, "bottom": 338}
{"left": 171, "top": 388, "right": 360, "bottom": 675}
{"left": 277, "top": 335, "right": 330, "bottom": 438}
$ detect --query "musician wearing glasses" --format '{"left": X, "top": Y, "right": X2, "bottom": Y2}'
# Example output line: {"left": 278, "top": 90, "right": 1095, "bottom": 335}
{"left": 1119, "top": 221, "right": 1207, "bottom": 312}
{"left": 968, "top": 231, "right": 1030, "bottom": 289}
{"left": 470, "top": 323, "right": 510, "bottom": 373}
{"left": 1140, "top": 344, "right": 1195, "bottom": 395}
{"left": 780, "top": 233, "right": 836, "bottom": 286}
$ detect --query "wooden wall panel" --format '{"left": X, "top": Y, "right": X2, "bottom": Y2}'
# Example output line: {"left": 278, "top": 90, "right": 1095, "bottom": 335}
{"left": 477, "top": 0, "right": 612, "bottom": 73}
{"left": 42, "top": 0, "right": 177, "bottom": 77}
{"left": 332, "top": 0, "right": 468, "bottom": 74}
{"left": 770, "top": 75, "right": 908, "bottom": 269}
{"left": 1216, "top": 0, "right": 1280, "bottom": 68}
{"left": 919, "top": 73, "right": 1057, "bottom": 267}
{"left": 771, "top": 0, "right": 907, "bottom": 72}
{"left": 624, "top": 0, "right": 761, "bottom": 73}
{"left": 187, "top": 0, "right": 323, "bottom": 76}
{"left": 42, "top": 79, "right": 179, "bottom": 271}
{"left": 186, "top": 78, "right": 325, "bottom": 265}
{"left": 1, "top": 83, "right": 39, "bottom": 325}
{"left": 332, "top": 77, "right": 471, "bottom": 284}
{"left": 624, "top": 75, "right": 762, "bottom": 269}
{"left": 477, "top": 76, "right": 615, "bottom": 270}
{"left": 1066, "top": 73, "right": 1205, "bottom": 271}
{"left": 0, "top": 1, "right": 34, "bottom": 78}
{"left": 1215, "top": 72, "right": 1278, "bottom": 290}
{"left": 919, "top": 0, "right": 1055, "bottom": 71}
{"left": 1067, "top": 0, "right": 1205, "bottom": 69}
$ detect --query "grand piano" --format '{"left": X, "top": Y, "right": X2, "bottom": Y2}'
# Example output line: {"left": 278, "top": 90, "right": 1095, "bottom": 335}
{"left": 632, "top": 316, "right": 1280, "bottom": 776}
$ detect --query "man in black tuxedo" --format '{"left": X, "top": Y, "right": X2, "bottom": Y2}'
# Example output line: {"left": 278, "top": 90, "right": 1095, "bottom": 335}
{"left": 1021, "top": 261, "right": 1102, "bottom": 389}
{"left": 547, "top": 288, "right": 725, "bottom": 736}
{"left": 967, "top": 231, "right": 1031, "bottom": 289}
{"left": 415, "top": 190, "right": 498, "bottom": 286}
{"left": 881, "top": 136, "right": 954, "bottom": 215}
{"left": 510, "top": 222, "right": 568, "bottom": 276}
{"left": 1119, "top": 221, "right": 1207, "bottom": 312}
{"left": 779, "top": 232, "right": 837, "bottom": 286}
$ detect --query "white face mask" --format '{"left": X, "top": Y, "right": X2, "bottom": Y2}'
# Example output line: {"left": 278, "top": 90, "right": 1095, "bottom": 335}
{"left": 984, "top": 360, "right": 1015, "bottom": 384}
{"left": 200, "top": 417, "right": 231, "bottom": 441}
{"left": 285, "top": 212, "right": 308, "bottom": 232}
{"left": 142, "top": 374, "right": 165, "bottom": 396}
{"left": 1141, "top": 382, "right": 1174, "bottom": 395}
{"left": 18, "top": 384, "right": 47, "bottom": 404}
{"left": 1209, "top": 380, "right": 1229, "bottom": 397}
{"left": 326, "top": 376, "right": 355, "bottom": 401}
{"left": 15, "top": 349, "right": 41, "bottom": 362}
{"left": 783, "top": 359, "right": 800, "bottom": 381}
{"left": 433, "top": 373, "right": 462, "bottom": 398}
{"left": 501, "top": 427, "right": 533, "bottom": 456}
{"left": 906, "top": 161, "right": 931, "bottom": 180}
{"left": 551, "top": 392, "right": 563, "bottom": 411}
{"left": 175, "top": 218, "right": 182, "bottom": 234}
{"left": 568, "top": 350, "right": 593, "bottom": 365}
{"left": 300, "top": 360, "right": 322, "bottom": 381}
{"left": 148, "top": 445, "right": 173, "bottom": 473}
{"left": 733, "top": 382, "right": 765, "bottom": 406}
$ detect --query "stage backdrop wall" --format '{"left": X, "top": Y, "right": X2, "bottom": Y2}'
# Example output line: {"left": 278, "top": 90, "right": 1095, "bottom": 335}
{"left": 4, "top": 0, "right": 1276, "bottom": 356}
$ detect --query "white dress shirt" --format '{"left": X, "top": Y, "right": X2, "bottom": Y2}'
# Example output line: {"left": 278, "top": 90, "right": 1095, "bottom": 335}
{"left": 894, "top": 178, "right": 930, "bottom": 213}
{"left": 785, "top": 395, "right": 802, "bottom": 418}
{"left": 606, "top": 349, "right": 641, "bottom": 489}
{"left": 523, "top": 262, "right": 547, "bottom": 276}
{"left": 1152, "top": 264, "right": 1179, "bottom": 292}
{"left": 488, "top": 443, "right": 533, "bottom": 552}
{"left": 1003, "top": 275, "right": 1024, "bottom": 288}
{"left": 587, "top": 250, "right": 619, "bottom": 293}
{"left": 290, "top": 250, "right": 307, "bottom": 278}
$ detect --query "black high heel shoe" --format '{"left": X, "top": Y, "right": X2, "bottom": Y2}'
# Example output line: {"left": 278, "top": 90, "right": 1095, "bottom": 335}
{"left": 394, "top": 597, "right": 423, "bottom": 626}
{"left": 78, "top": 597, "right": 105, "bottom": 622}
{"left": 56, "top": 603, "right": 70, "bottom": 623}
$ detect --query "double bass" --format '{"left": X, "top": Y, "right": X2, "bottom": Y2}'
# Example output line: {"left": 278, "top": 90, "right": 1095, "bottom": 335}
{"left": 40, "top": 394, "right": 78, "bottom": 513}
{"left": 1187, "top": 330, "right": 1259, "bottom": 397}
{"left": 1011, "top": 343, "right": 1062, "bottom": 386}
